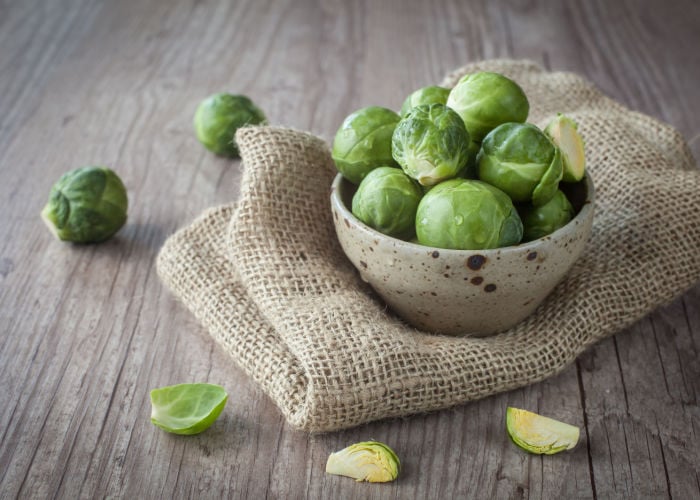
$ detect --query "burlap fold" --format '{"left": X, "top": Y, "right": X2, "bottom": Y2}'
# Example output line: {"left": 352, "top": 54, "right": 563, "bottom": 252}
{"left": 157, "top": 60, "right": 700, "bottom": 432}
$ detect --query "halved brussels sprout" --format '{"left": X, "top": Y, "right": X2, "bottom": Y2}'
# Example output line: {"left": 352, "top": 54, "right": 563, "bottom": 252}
{"left": 392, "top": 104, "right": 470, "bottom": 186}
{"left": 416, "top": 179, "right": 523, "bottom": 250}
{"left": 478, "top": 122, "right": 563, "bottom": 206}
{"left": 400, "top": 86, "right": 450, "bottom": 117}
{"left": 332, "top": 106, "right": 401, "bottom": 185}
{"left": 544, "top": 114, "right": 586, "bottom": 182}
{"left": 352, "top": 166, "right": 423, "bottom": 240}
{"left": 194, "top": 93, "right": 266, "bottom": 157}
{"left": 326, "top": 441, "right": 400, "bottom": 483}
{"left": 506, "top": 407, "right": 580, "bottom": 455}
{"left": 41, "top": 166, "right": 128, "bottom": 243}
{"left": 519, "top": 189, "right": 574, "bottom": 242}
{"left": 446, "top": 72, "right": 529, "bottom": 142}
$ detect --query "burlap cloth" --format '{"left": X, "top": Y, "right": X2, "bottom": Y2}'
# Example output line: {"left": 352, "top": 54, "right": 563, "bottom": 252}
{"left": 157, "top": 60, "right": 700, "bottom": 432}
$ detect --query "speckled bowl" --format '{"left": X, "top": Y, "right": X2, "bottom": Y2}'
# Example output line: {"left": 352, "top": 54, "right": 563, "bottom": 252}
{"left": 330, "top": 173, "right": 595, "bottom": 336}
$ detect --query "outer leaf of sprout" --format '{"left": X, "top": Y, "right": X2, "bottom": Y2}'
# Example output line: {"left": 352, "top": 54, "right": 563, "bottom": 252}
{"left": 150, "top": 383, "right": 228, "bottom": 435}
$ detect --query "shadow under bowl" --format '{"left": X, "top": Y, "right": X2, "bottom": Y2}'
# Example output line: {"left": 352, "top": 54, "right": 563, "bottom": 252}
{"left": 330, "top": 173, "right": 595, "bottom": 337}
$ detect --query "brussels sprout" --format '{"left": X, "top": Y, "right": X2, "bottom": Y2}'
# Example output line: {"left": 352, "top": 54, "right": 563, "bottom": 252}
{"left": 326, "top": 441, "right": 400, "bottom": 483}
{"left": 150, "top": 383, "right": 228, "bottom": 435}
{"left": 506, "top": 407, "right": 580, "bottom": 455}
{"left": 446, "top": 72, "right": 529, "bottom": 142}
{"left": 194, "top": 93, "right": 266, "bottom": 157}
{"left": 332, "top": 106, "right": 401, "bottom": 185}
{"left": 415, "top": 179, "right": 523, "bottom": 250}
{"left": 400, "top": 85, "right": 450, "bottom": 117}
{"left": 478, "top": 122, "right": 563, "bottom": 206}
{"left": 352, "top": 167, "right": 423, "bottom": 240}
{"left": 41, "top": 166, "right": 128, "bottom": 243}
{"left": 519, "top": 190, "right": 574, "bottom": 242}
{"left": 544, "top": 114, "right": 586, "bottom": 182}
{"left": 392, "top": 104, "right": 470, "bottom": 187}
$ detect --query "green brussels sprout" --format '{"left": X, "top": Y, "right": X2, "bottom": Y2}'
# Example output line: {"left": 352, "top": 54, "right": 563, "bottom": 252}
{"left": 544, "top": 114, "right": 586, "bottom": 182}
{"left": 392, "top": 104, "right": 470, "bottom": 187}
{"left": 41, "top": 166, "right": 128, "bottom": 243}
{"left": 446, "top": 72, "right": 529, "bottom": 142}
{"left": 194, "top": 93, "right": 267, "bottom": 157}
{"left": 518, "top": 189, "right": 574, "bottom": 242}
{"left": 326, "top": 441, "right": 400, "bottom": 483}
{"left": 352, "top": 167, "right": 423, "bottom": 240}
{"left": 478, "top": 122, "right": 563, "bottom": 206}
{"left": 400, "top": 85, "right": 450, "bottom": 117}
{"left": 416, "top": 178, "right": 523, "bottom": 250}
{"left": 332, "top": 106, "right": 401, "bottom": 185}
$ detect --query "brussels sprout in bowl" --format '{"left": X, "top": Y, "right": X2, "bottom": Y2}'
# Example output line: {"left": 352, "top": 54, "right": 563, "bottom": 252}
{"left": 477, "top": 122, "right": 563, "bottom": 207}
{"left": 392, "top": 103, "right": 471, "bottom": 187}
{"left": 352, "top": 166, "right": 423, "bottom": 240}
{"left": 400, "top": 86, "right": 450, "bottom": 118}
{"left": 332, "top": 106, "right": 401, "bottom": 185}
{"left": 330, "top": 172, "right": 595, "bottom": 336}
{"left": 446, "top": 71, "right": 529, "bottom": 142}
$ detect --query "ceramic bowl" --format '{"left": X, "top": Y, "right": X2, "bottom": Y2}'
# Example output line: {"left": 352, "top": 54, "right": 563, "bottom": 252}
{"left": 330, "top": 173, "right": 595, "bottom": 336}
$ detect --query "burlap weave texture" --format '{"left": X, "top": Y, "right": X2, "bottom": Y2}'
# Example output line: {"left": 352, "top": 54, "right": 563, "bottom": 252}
{"left": 157, "top": 60, "right": 700, "bottom": 432}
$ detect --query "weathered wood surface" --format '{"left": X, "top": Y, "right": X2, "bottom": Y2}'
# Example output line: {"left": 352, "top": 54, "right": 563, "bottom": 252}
{"left": 1, "top": 0, "right": 699, "bottom": 498}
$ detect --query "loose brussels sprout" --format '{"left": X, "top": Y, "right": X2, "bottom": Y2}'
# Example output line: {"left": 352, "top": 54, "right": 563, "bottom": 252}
{"left": 41, "top": 166, "right": 128, "bottom": 243}
{"left": 392, "top": 104, "right": 470, "bottom": 187}
{"left": 194, "top": 93, "right": 267, "bottom": 157}
{"left": 446, "top": 72, "right": 529, "bottom": 142}
{"left": 332, "top": 106, "right": 401, "bottom": 185}
{"left": 326, "top": 441, "right": 400, "bottom": 483}
{"left": 519, "top": 189, "right": 574, "bottom": 242}
{"left": 415, "top": 179, "right": 523, "bottom": 250}
{"left": 478, "top": 122, "right": 563, "bottom": 207}
{"left": 506, "top": 407, "right": 580, "bottom": 455}
{"left": 544, "top": 114, "right": 586, "bottom": 182}
{"left": 352, "top": 167, "right": 423, "bottom": 240}
{"left": 400, "top": 85, "right": 450, "bottom": 117}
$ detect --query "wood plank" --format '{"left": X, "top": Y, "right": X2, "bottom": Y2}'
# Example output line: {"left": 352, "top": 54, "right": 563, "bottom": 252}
{"left": 550, "top": 0, "right": 700, "bottom": 497}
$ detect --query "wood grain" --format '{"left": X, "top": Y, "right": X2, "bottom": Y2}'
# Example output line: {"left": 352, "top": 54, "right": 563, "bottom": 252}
{"left": 1, "top": 0, "right": 698, "bottom": 498}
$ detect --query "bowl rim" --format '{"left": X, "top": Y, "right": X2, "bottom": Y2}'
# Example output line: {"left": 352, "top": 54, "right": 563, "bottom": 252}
{"left": 330, "top": 171, "right": 595, "bottom": 256}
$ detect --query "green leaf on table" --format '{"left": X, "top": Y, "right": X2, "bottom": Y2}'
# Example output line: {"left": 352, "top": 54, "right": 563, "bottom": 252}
{"left": 150, "top": 383, "right": 228, "bottom": 435}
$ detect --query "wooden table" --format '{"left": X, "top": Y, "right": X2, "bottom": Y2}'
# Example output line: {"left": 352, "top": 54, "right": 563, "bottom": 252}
{"left": 2, "top": 0, "right": 699, "bottom": 498}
